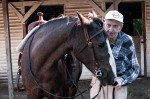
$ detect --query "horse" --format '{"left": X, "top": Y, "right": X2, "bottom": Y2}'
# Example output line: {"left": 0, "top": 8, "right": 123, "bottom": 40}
{"left": 19, "top": 13, "right": 116, "bottom": 99}
{"left": 15, "top": 12, "right": 83, "bottom": 95}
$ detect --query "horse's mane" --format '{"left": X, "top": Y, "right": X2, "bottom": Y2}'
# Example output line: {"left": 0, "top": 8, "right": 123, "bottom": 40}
{"left": 35, "top": 15, "right": 79, "bottom": 38}
{"left": 48, "top": 14, "right": 66, "bottom": 21}
{"left": 44, "top": 15, "right": 78, "bottom": 27}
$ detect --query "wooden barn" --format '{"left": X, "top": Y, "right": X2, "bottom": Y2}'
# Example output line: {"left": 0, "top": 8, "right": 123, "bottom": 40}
{"left": 0, "top": 0, "right": 150, "bottom": 86}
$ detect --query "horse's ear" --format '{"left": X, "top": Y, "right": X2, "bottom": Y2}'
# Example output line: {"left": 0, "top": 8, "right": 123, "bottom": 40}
{"left": 91, "top": 10, "right": 98, "bottom": 18}
{"left": 77, "top": 12, "right": 90, "bottom": 25}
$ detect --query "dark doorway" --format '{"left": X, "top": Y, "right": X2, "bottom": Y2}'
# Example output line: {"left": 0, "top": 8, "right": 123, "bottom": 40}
{"left": 106, "top": 2, "right": 142, "bottom": 36}
{"left": 25, "top": 5, "right": 64, "bottom": 30}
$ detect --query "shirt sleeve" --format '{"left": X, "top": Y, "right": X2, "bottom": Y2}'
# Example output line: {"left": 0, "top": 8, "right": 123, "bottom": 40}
{"left": 120, "top": 39, "right": 140, "bottom": 86}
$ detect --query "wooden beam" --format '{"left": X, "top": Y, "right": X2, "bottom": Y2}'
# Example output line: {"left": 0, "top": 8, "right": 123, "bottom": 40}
{"left": 8, "top": 3, "right": 23, "bottom": 21}
{"left": 2, "top": 0, "right": 14, "bottom": 99}
{"left": 87, "top": 0, "right": 105, "bottom": 17}
{"left": 22, "top": 1, "right": 44, "bottom": 23}
{"left": 113, "top": 0, "right": 118, "bottom": 10}
{"left": 106, "top": 0, "right": 122, "bottom": 14}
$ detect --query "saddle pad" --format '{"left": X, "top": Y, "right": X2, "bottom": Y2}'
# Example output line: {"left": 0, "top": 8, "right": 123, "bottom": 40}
{"left": 16, "top": 25, "right": 40, "bottom": 53}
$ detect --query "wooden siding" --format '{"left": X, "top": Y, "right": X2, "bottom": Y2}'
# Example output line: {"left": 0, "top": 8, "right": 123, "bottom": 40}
{"left": 65, "top": 0, "right": 103, "bottom": 18}
{"left": 0, "top": 0, "right": 150, "bottom": 85}
{"left": 0, "top": 4, "right": 7, "bottom": 84}
{"left": 146, "top": 1, "right": 150, "bottom": 76}
{"left": 0, "top": 3, "right": 23, "bottom": 85}
{"left": 0, "top": 0, "right": 104, "bottom": 84}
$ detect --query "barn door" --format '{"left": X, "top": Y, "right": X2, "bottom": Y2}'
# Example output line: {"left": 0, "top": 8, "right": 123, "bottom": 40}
{"left": 25, "top": 5, "right": 64, "bottom": 35}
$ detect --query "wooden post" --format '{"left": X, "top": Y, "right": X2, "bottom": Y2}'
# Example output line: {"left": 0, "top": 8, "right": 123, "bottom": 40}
{"left": 22, "top": 23, "right": 27, "bottom": 38}
{"left": 2, "top": 0, "right": 14, "bottom": 99}
{"left": 113, "top": 0, "right": 118, "bottom": 10}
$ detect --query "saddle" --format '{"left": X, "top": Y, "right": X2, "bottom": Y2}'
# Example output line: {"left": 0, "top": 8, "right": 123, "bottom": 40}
{"left": 16, "top": 12, "right": 47, "bottom": 53}
{"left": 14, "top": 12, "right": 47, "bottom": 91}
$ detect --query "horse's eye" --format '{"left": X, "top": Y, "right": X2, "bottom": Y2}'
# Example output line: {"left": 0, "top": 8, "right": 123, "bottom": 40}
{"left": 98, "top": 42, "right": 105, "bottom": 47}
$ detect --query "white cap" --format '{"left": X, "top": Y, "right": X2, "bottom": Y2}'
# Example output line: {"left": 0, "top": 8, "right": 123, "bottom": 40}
{"left": 105, "top": 10, "right": 124, "bottom": 23}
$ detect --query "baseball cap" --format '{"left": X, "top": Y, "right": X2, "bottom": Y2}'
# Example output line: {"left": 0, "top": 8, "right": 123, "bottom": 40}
{"left": 105, "top": 10, "right": 124, "bottom": 23}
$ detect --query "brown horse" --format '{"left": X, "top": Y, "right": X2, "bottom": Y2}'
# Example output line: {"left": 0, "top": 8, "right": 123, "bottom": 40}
{"left": 20, "top": 13, "right": 116, "bottom": 99}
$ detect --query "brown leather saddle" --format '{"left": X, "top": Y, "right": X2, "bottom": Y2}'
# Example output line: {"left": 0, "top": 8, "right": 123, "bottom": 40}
{"left": 14, "top": 12, "right": 46, "bottom": 91}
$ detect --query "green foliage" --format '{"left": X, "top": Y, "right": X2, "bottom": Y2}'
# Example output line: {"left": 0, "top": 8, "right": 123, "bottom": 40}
{"left": 127, "top": 86, "right": 133, "bottom": 97}
{"left": 133, "top": 19, "right": 142, "bottom": 36}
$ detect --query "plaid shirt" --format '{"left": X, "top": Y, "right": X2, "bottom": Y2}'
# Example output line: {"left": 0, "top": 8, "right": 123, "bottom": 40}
{"left": 110, "top": 32, "right": 140, "bottom": 85}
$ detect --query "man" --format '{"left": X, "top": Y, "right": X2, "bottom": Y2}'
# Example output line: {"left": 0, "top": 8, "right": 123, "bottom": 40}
{"left": 90, "top": 10, "right": 140, "bottom": 99}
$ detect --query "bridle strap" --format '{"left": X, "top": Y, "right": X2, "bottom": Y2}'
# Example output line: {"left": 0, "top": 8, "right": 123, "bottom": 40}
{"left": 82, "top": 25, "right": 101, "bottom": 69}
{"left": 83, "top": 25, "right": 90, "bottom": 42}
{"left": 83, "top": 25, "right": 104, "bottom": 42}
{"left": 82, "top": 25, "right": 108, "bottom": 99}
{"left": 89, "top": 28, "right": 104, "bottom": 41}
{"left": 91, "top": 84, "right": 103, "bottom": 99}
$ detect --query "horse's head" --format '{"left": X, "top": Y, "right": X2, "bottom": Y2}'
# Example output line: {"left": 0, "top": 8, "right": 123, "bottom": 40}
{"left": 73, "top": 13, "right": 116, "bottom": 86}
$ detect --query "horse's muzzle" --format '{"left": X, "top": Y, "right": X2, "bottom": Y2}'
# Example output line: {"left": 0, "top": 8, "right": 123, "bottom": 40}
{"left": 96, "top": 69, "right": 115, "bottom": 86}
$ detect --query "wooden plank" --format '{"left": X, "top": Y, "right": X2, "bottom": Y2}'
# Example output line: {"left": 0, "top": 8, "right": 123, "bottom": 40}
{"left": 146, "top": 1, "right": 150, "bottom": 76}
{"left": 22, "top": 1, "right": 44, "bottom": 23}
{"left": 104, "top": 0, "right": 145, "bottom": 2}
{"left": 1, "top": 1, "right": 23, "bottom": 85}
{"left": 105, "top": 0, "right": 122, "bottom": 13}
{"left": 8, "top": 3, "right": 23, "bottom": 21}
{"left": 66, "top": 8, "right": 93, "bottom": 12}
{"left": 87, "top": 0, "right": 105, "bottom": 17}
{"left": 2, "top": 0, "right": 14, "bottom": 99}
{"left": 66, "top": 6, "right": 91, "bottom": 9}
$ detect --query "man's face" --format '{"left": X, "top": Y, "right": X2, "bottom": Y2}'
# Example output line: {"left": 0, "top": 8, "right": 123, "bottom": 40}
{"left": 103, "top": 19, "right": 123, "bottom": 41}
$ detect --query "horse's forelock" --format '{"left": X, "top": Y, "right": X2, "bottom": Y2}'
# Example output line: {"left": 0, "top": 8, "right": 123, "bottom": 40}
{"left": 92, "top": 18, "right": 103, "bottom": 27}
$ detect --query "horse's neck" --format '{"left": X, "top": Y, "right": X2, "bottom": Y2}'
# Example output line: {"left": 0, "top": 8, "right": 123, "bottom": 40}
{"left": 31, "top": 18, "right": 77, "bottom": 67}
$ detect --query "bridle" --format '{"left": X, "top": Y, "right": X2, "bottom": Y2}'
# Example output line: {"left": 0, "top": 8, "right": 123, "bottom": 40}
{"left": 81, "top": 24, "right": 108, "bottom": 80}
{"left": 81, "top": 24, "right": 113, "bottom": 99}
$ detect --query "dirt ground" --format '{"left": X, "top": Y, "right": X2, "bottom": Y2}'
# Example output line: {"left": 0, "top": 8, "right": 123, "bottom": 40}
{"left": 127, "top": 77, "right": 150, "bottom": 99}
{"left": 77, "top": 77, "right": 150, "bottom": 99}
{"left": 0, "top": 77, "right": 150, "bottom": 99}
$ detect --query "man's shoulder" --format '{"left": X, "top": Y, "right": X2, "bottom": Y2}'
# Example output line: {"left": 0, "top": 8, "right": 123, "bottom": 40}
{"left": 119, "top": 31, "right": 133, "bottom": 42}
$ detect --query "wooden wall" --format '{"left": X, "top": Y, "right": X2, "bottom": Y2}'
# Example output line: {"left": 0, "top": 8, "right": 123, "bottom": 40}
{"left": 0, "top": 0, "right": 104, "bottom": 84}
{"left": 0, "top": 3, "right": 23, "bottom": 84}
{"left": 145, "top": 0, "right": 150, "bottom": 76}
{"left": 0, "top": 0, "right": 150, "bottom": 84}
{"left": 0, "top": 4, "right": 6, "bottom": 84}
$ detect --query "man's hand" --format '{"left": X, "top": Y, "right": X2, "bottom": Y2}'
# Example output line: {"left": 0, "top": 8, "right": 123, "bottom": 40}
{"left": 114, "top": 77, "right": 123, "bottom": 89}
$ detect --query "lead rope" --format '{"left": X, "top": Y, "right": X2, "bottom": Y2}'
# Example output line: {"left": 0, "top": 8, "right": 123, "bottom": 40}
{"left": 113, "top": 87, "right": 115, "bottom": 99}
{"left": 90, "top": 77, "right": 104, "bottom": 99}
{"left": 104, "top": 85, "right": 115, "bottom": 99}
{"left": 90, "top": 79, "right": 116, "bottom": 99}
{"left": 64, "top": 55, "right": 85, "bottom": 99}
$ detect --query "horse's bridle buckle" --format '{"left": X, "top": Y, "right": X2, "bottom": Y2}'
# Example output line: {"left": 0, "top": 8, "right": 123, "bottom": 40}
{"left": 96, "top": 69, "right": 103, "bottom": 77}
